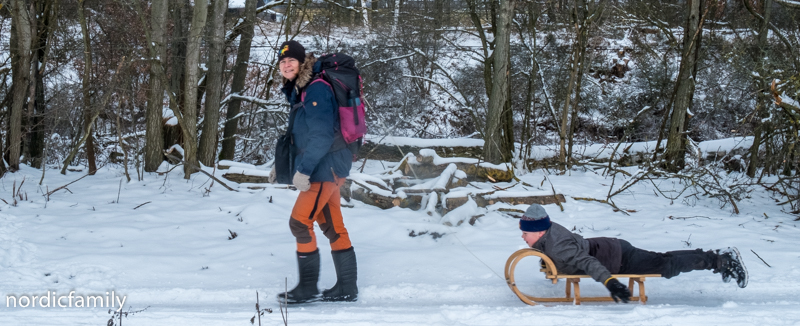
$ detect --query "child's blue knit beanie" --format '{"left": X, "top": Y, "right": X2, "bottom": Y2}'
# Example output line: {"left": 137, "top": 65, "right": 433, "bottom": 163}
{"left": 519, "top": 204, "right": 551, "bottom": 232}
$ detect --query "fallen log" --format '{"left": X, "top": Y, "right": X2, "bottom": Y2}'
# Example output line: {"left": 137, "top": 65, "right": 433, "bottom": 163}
{"left": 477, "top": 192, "right": 567, "bottom": 207}
{"left": 351, "top": 187, "right": 396, "bottom": 209}
{"left": 223, "top": 173, "right": 269, "bottom": 184}
{"left": 401, "top": 150, "right": 515, "bottom": 182}
{"left": 360, "top": 140, "right": 484, "bottom": 162}
{"left": 443, "top": 191, "right": 566, "bottom": 215}
{"left": 350, "top": 181, "right": 425, "bottom": 210}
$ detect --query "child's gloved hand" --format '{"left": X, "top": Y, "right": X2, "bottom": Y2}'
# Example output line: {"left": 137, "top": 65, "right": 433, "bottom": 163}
{"left": 269, "top": 168, "right": 277, "bottom": 184}
{"left": 605, "top": 278, "right": 631, "bottom": 303}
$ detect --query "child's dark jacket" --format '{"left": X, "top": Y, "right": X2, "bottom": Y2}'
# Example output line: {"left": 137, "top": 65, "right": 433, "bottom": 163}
{"left": 531, "top": 222, "right": 623, "bottom": 283}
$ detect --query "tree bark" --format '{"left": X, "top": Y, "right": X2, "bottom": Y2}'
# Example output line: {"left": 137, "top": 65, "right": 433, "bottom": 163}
{"left": 558, "top": 1, "right": 583, "bottom": 168}
{"left": 664, "top": 0, "right": 703, "bottom": 172}
{"left": 483, "top": 0, "right": 515, "bottom": 164}
{"left": 144, "top": 0, "right": 168, "bottom": 172}
{"left": 566, "top": 4, "right": 591, "bottom": 168}
{"left": 181, "top": 0, "right": 208, "bottom": 178}
{"left": 360, "top": 0, "right": 369, "bottom": 30}
{"left": 170, "top": 0, "right": 189, "bottom": 122}
{"left": 220, "top": 0, "right": 258, "bottom": 161}
{"left": 747, "top": 0, "right": 773, "bottom": 178}
{"left": 29, "top": 0, "right": 56, "bottom": 169}
{"left": 198, "top": 0, "right": 227, "bottom": 167}
{"left": 77, "top": 0, "right": 97, "bottom": 174}
{"left": 559, "top": 0, "right": 604, "bottom": 169}
{"left": 392, "top": 0, "right": 400, "bottom": 34}
{"left": 9, "top": 0, "right": 33, "bottom": 172}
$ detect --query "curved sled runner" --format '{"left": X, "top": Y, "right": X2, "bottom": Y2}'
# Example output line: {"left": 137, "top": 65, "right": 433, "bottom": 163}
{"left": 504, "top": 248, "right": 661, "bottom": 305}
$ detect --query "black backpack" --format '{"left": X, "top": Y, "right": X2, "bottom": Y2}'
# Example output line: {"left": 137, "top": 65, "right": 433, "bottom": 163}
{"left": 308, "top": 53, "right": 367, "bottom": 159}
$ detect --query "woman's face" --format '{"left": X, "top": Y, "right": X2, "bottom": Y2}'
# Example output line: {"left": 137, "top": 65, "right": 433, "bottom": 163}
{"left": 521, "top": 231, "right": 545, "bottom": 247}
{"left": 279, "top": 57, "right": 301, "bottom": 81}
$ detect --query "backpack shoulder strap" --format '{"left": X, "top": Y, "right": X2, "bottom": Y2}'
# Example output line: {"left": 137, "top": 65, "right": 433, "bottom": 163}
{"left": 300, "top": 77, "right": 333, "bottom": 103}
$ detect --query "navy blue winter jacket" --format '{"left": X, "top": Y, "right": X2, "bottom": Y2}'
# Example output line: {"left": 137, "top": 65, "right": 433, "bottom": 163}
{"left": 280, "top": 55, "right": 352, "bottom": 183}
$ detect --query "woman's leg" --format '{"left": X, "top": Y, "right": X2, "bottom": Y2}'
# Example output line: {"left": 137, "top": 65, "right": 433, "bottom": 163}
{"left": 289, "top": 180, "right": 342, "bottom": 253}
{"left": 315, "top": 177, "right": 352, "bottom": 251}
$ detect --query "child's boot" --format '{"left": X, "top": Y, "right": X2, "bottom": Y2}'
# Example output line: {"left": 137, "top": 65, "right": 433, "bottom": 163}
{"left": 716, "top": 247, "right": 748, "bottom": 288}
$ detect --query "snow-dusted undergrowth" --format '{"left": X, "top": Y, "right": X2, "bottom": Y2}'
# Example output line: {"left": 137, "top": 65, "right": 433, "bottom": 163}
{"left": 0, "top": 144, "right": 798, "bottom": 325}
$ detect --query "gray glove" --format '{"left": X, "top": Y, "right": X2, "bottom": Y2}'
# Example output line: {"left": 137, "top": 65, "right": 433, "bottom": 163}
{"left": 292, "top": 172, "right": 311, "bottom": 192}
{"left": 268, "top": 168, "right": 277, "bottom": 184}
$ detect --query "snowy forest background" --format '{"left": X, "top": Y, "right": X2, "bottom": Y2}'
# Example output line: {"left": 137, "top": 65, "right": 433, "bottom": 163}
{"left": 1, "top": 0, "right": 800, "bottom": 210}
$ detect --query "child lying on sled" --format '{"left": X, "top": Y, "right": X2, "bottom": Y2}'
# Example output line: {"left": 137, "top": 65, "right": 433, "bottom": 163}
{"left": 519, "top": 204, "right": 748, "bottom": 303}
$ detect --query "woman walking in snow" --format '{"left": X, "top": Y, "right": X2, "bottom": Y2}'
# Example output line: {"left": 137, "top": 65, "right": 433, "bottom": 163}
{"left": 518, "top": 204, "right": 748, "bottom": 303}
{"left": 269, "top": 40, "right": 358, "bottom": 303}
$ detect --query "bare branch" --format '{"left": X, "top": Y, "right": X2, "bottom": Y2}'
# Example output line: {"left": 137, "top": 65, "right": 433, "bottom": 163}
{"left": 775, "top": 0, "right": 800, "bottom": 8}
{"left": 164, "top": 153, "right": 239, "bottom": 192}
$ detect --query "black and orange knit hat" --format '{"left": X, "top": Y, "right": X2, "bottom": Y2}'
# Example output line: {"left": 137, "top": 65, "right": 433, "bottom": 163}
{"left": 278, "top": 40, "right": 305, "bottom": 64}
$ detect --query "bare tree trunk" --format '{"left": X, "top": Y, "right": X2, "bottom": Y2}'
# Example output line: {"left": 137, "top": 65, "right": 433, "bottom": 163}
{"left": 360, "top": 0, "right": 369, "bottom": 30}
{"left": 465, "top": 0, "right": 493, "bottom": 100}
{"left": 521, "top": 1, "right": 539, "bottom": 162}
{"left": 29, "top": 0, "right": 55, "bottom": 169}
{"left": 664, "top": 0, "right": 703, "bottom": 172}
{"left": 558, "top": 1, "right": 582, "bottom": 168}
{"left": 77, "top": 0, "right": 97, "bottom": 174}
{"left": 559, "top": 0, "right": 603, "bottom": 169}
{"left": 181, "top": 0, "right": 208, "bottom": 178}
{"left": 144, "top": 0, "right": 168, "bottom": 172}
{"left": 9, "top": 0, "right": 33, "bottom": 172}
{"left": 566, "top": 10, "right": 590, "bottom": 168}
{"left": 170, "top": 0, "right": 189, "bottom": 121}
{"left": 484, "top": 0, "right": 515, "bottom": 164}
{"left": 393, "top": 0, "right": 400, "bottom": 34}
{"left": 220, "top": 0, "right": 258, "bottom": 161}
{"left": 747, "top": 0, "right": 773, "bottom": 177}
{"left": 198, "top": 0, "right": 227, "bottom": 167}
{"left": 285, "top": 0, "right": 294, "bottom": 36}
{"left": 371, "top": 0, "right": 379, "bottom": 30}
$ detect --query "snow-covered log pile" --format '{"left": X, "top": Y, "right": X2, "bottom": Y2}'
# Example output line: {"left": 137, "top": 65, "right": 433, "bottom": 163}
{"left": 344, "top": 149, "right": 565, "bottom": 222}
{"left": 218, "top": 150, "right": 565, "bottom": 221}
{"left": 359, "top": 139, "right": 484, "bottom": 162}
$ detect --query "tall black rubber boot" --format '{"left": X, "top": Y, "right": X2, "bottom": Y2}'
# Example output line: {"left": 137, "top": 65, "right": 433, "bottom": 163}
{"left": 662, "top": 248, "right": 718, "bottom": 278}
{"left": 277, "top": 250, "right": 320, "bottom": 304}
{"left": 322, "top": 247, "right": 358, "bottom": 302}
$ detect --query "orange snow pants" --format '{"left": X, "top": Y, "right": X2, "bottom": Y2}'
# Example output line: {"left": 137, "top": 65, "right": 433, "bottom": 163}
{"left": 290, "top": 177, "right": 352, "bottom": 253}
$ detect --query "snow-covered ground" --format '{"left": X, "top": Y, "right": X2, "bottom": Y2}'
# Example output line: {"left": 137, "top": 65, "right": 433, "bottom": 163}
{"left": 0, "top": 153, "right": 798, "bottom": 325}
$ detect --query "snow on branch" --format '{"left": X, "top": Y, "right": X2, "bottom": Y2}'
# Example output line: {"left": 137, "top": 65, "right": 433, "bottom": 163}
{"left": 361, "top": 53, "right": 417, "bottom": 68}
{"left": 316, "top": 0, "right": 369, "bottom": 13}
{"left": 775, "top": 0, "right": 800, "bottom": 8}
{"left": 226, "top": 1, "right": 286, "bottom": 43}
{"left": 771, "top": 80, "right": 800, "bottom": 113}
{"left": 228, "top": 93, "right": 282, "bottom": 107}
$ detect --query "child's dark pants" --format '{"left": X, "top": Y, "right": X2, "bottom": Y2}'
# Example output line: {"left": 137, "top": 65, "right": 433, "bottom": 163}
{"left": 617, "top": 240, "right": 718, "bottom": 278}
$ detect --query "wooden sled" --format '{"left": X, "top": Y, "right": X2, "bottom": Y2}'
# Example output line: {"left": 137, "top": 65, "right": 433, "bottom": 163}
{"left": 505, "top": 248, "right": 661, "bottom": 305}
